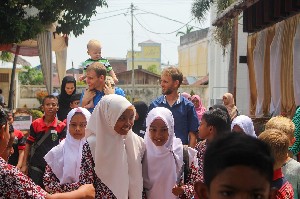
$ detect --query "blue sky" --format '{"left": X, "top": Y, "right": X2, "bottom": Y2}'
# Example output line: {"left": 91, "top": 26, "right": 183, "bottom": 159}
{"left": 23, "top": 0, "right": 210, "bottom": 69}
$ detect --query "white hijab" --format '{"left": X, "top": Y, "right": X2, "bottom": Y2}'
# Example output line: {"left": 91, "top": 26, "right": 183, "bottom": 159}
{"left": 231, "top": 115, "right": 257, "bottom": 138}
{"left": 143, "top": 107, "right": 197, "bottom": 199}
{"left": 44, "top": 107, "right": 91, "bottom": 184}
{"left": 85, "top": 94, "right": 145, "bottom": 199}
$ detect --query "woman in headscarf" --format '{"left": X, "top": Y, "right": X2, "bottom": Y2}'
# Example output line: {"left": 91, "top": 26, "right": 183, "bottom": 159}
{"left": 231, "top": 115, "right": 256, "bottom": 138}
{"left": 132, "top": 101, "right": 148, "bottom": 138}
{"left": 0, "top": 107, "right": 96, "bottom": 199}
{"left": 44, "top": 107, "right": 113, "bottom": 197}
{"left": 191, "top": 95, "right": 206, "bottom": 122}
{"left": 142, "top": 107, "right": 200, "bottom": 199}
{"left": 222, "top": 92, "right": 238, "bottom": 121}
{"left": 86, "top": 94, "right": 145, "bottom": 199}
{"left": 57, "top": 76, "right": 76, "bottom": 121}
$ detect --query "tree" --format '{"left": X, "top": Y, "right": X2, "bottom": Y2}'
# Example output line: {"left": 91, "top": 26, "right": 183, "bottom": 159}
{"left": 0, "top": 51, "right": 13, "bottom": 62}
{"left": 191, "top": 0, "right": 236, "bottom": 95}
{"left": 147, "top": 65, "right": 160, "bottom": 75}
{"left": 19, "top": 66, "right": 44, "bottom": 85}
{"left": 176, "top": 25, "right": 194, "bottom": 37}
{"left": 0, "top": 0, "right": 107, "bottom": 44}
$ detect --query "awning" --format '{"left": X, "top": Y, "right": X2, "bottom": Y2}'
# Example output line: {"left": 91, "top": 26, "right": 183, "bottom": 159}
{"left": 191, "top": 75, "right": 209, "bottom": 86}
{"left": 212, "top": 0, "right": 300, "bottom": 33}
{"left": 0, "top": 32, "right": 68, "bottom": 94}
{"left": 0, "top": 33, "right": 67, "bottom": 57}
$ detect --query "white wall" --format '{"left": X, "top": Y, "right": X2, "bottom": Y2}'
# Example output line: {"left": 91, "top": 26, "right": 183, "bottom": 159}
{"left": 208, "top": 5, "right": 249, "bottom": 115}
{"left": 208, "top": 4, "right": 230, "bottom": 107}
{"left": 236, "top": 15, "right": 250, "bottom": 115}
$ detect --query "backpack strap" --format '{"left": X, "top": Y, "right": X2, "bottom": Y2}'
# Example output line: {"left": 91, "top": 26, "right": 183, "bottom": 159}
{"left": 183, "top": 145, "right": 190, "bottom": 184}
{"left": 30, "top": 120, "right": 61, "bottom": 159}
{"left": 30, "top": 129, "right": 52, "bottom": 159}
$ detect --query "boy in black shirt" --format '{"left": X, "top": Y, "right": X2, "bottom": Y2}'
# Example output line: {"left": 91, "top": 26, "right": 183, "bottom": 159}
{"left": 21, "top": 95, "right": 66, "bottom": 188}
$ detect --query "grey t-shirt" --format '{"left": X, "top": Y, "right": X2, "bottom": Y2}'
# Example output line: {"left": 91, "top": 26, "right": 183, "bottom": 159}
{"left": 282, "top": 158, "right": 300, "bottom": 199}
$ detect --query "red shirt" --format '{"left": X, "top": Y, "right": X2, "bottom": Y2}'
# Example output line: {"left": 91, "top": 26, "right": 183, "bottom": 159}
{"left": 272, "top": 168, "right": 294, "bottom": 199}
{"left": 14, "top": 129, "right": 25, "bottom": 150}
{"left": 26, "top": 116, "right": 66, "bottom": 169}
{"left": 8, "top": 129, "right": 26, "bottom": 166}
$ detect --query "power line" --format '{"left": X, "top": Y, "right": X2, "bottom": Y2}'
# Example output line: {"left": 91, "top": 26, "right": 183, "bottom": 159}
{"left": 90, "top": 12, "right": 129, "bottom": 21}
{"left": 95, "top": 7, "right": 129, "bottom": 15}
{"left": 134, "top": 7, "right": 201, "bottom": 29}
{"left": 134, "top": 14, "right": 195, "bottom": 35}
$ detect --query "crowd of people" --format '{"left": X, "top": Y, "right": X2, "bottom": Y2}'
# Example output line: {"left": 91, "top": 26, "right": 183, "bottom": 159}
{"left": 1, "top": 39, "right": 300, "bottom": 199}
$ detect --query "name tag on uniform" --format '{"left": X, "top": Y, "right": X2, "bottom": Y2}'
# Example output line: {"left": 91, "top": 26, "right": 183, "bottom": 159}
{"left": 140, "top": 130, "right": 145, "bottom": 135}
{"left": 51, "top": 130, "right": 58, "bottom": 141}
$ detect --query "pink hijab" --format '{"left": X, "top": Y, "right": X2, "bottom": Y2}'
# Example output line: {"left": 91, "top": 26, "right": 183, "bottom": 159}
{"left": 191, "top": 95, "right": 206, "bottom": 121}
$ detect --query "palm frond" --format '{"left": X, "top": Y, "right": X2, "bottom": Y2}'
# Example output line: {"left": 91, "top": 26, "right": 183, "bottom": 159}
{"left": 191, "top": 0, "right": 214, "bottom": 22}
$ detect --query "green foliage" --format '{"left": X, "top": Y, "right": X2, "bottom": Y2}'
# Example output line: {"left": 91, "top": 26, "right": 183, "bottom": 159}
{"left": 29, "top": 109, "right": 43, "bottom": 120}
{"left": 0, "top": 51, "right": 13, "bottom": 62}
{"left": 190, "top": 90, "right": 195, "bottom": 96}
{"left": 192, "top": 0, "right": 234, "bottom": 53}
{"left": 147, "top": 65, "right": 160, "bottom": 75}
{"left": 19, "top": 66, "right": 44, "bottom": 85}
{"left": 0, "top": 0, "right": 107, "bottom": 44}
{"left": 176, "top": 25, "right": 194, "bottom": 37}
{"left": 76, "top": 81, "right": 87, "bottom": 86}
{"left": 213, "top": 20, "right": 233, "bottom": 55}
{"left": 191, "top": 0, "right": 214, "bottom": 23}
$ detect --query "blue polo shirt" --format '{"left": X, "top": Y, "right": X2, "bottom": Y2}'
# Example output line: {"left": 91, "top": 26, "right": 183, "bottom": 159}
{"left": 149, "top": 94, "right": 199, "bottom": 145}
{"left": 80, "top": 87, "right": 125, "bottom": 113}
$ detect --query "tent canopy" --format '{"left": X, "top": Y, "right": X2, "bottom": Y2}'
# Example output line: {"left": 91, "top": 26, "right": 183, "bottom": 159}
{"left": 0, "top": 32, "right": 68, "bottom": 94}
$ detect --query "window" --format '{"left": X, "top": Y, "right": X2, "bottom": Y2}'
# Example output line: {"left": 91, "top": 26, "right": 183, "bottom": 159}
{"left": 0, "top": 73, "right": 9, "bottom": 82}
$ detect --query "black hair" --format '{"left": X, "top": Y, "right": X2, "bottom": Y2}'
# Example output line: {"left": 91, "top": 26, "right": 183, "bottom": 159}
{"left": 132, "top": 101, "right": 148, "bottom": 137}
{"left": 70, "top": 93, "right": 81, "bottom": 103}
{"left": 42, "top": 95, "right": 58, "bottom": 105}
{"left": 202, "top": 108, "right": 230, "bottom": 135}
{"left": 4, "top": 109, "right": 13, "bottom": 116}
{"left": 9, "top": 123, "right": 14, "bottom": 133}
{"left": 204, "top": 133, "right": 274, "bottom": 187}
{"left": 0, "top": 107, "right": 8, "bottom": 126}
{"left": 209, "top": 104, "right": 231, "bottom": 131}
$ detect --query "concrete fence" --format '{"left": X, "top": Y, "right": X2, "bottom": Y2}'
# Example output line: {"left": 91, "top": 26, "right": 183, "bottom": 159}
{"left": 17, "top": 84, "right": 208, "bottom": 109}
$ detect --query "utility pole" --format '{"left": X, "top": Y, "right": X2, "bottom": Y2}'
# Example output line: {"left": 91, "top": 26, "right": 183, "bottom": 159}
{"left": 131, "top": 3, "right": 135, "bottom": 102}
{"left": 72, "top": 60, "right": 75, "bottom": 77}
{"left": 8, "top": 46, "right": 20, "bottom": 109}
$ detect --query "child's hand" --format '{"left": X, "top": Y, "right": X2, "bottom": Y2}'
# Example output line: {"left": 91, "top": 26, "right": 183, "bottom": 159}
{"left": 83, "top": 89, "right": 96, "bottom": 101}
{"left": 113, "top": 77, "right": 119, "bottom": 84}
{"left": 77, "top": 184, "right": 95, "bottom": 199}
{"left": 79, "top": 75, "right": 85, "bottom": 81}
{"left": 84, "top": 100, "right": 94, "bottom": 109}
{"left": 103, "top": 82, "right": 115, "bottom": 95}
{"left": 20, "top": 164, "right": 28, "bottom": 175}
{"left": 172, "top": 185, "right": 184, "bottom": 196}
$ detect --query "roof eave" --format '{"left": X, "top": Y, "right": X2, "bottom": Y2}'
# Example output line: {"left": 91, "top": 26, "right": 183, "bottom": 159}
{"left": 212, "top": 0, "right": 260, "bottom": 27}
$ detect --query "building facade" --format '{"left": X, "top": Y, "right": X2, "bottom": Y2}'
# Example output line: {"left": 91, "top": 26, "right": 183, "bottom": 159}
{"left": 126, "top": 40, "right": 161, "bottom": 71}
{"left": 178, "top": 28, "right": 209, "bottom": 78}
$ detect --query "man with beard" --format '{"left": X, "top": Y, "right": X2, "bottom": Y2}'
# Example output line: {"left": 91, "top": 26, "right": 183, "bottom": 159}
{"left": 149, "top": 67, "right": 199, "bottom": 148}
